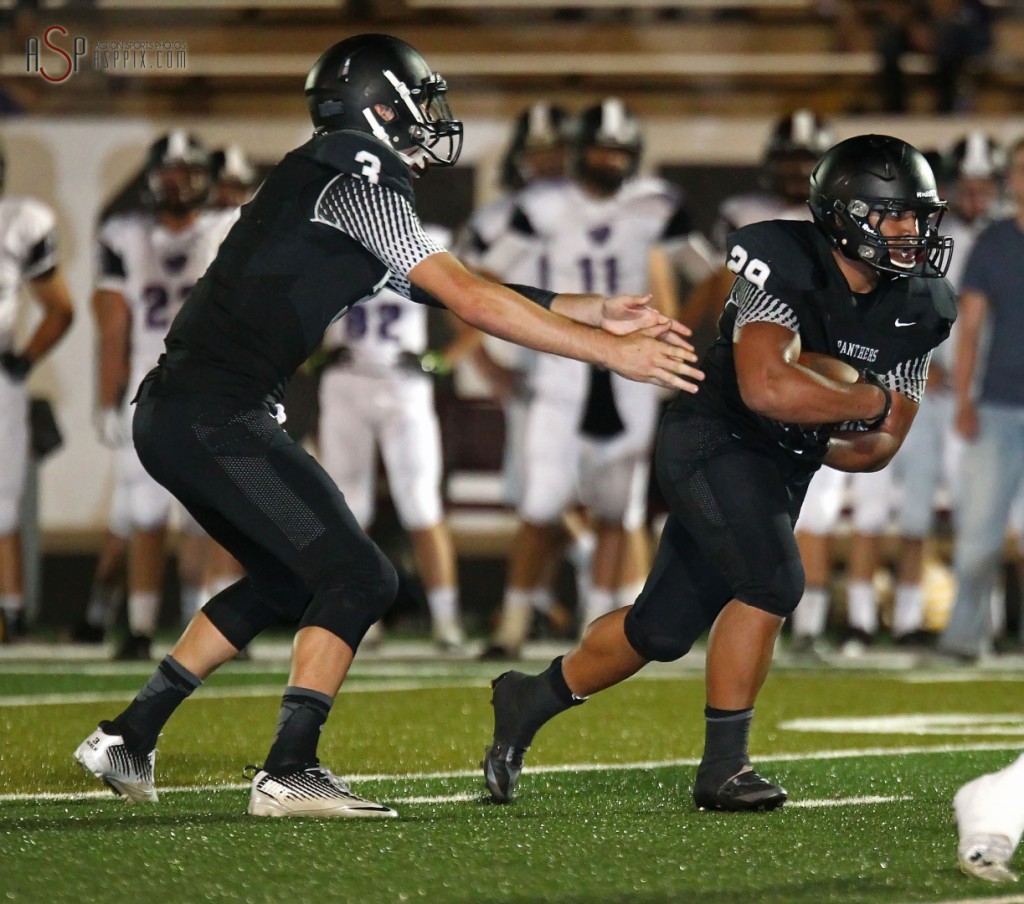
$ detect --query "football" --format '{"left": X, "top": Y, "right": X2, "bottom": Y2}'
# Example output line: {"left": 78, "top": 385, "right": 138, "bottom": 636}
{"left": 797, "top": 351, "right": 860, "bottom": 384}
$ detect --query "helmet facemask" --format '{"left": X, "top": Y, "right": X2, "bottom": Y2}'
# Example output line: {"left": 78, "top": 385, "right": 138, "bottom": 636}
{"left": 362, "top": 70, "right": 463, "bottom": 172}
{"left": 828, "top": 196, "right": 953, "bottom": 279}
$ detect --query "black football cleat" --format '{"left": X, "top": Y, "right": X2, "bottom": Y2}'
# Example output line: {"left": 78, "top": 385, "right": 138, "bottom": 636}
{"left": 482, "top": 740, "right": 525, "bottom": 804}
{"left": 482, "top": 671, "right": 530, "bottom": 803}
{"left": 693, "top": 766, "right": 787, "bottom": 812}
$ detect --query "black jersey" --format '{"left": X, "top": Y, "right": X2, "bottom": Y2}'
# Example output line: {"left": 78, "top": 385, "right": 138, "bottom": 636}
{"left": 673, "top": 219, "right": 956, "bottom": 467}
{"left": 156, "top": 130, "right": 446, "bottom": 402}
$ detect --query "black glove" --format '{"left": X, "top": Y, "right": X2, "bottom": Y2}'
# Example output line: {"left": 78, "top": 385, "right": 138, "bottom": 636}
{"left": 755, "top": 415, "right": 832, "bottom": 463}
{"left": 858, "top": 369, "right": 892, "bottom": 430}
{"left": 0, "top": 352, "right": 32, "bottom": 382}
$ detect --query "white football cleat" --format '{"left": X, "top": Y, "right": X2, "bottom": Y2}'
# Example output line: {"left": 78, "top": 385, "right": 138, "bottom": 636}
{"left": 954, "top": 753, "right": 1024, "bottom": 882}
{"left": 247, "top": 765, "right": 397, "bottom": 818}
{"left": 74, "top": 725, "right": 157, "bottom": 803}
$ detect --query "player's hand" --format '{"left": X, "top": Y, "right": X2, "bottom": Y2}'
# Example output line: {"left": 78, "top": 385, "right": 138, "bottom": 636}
{"left": 93, "top": 407, "right": 131, "bottom": 448}
{"left": 397, "top": 350, "right": 452, "bottom": 377}
{"left": 599, "top": 295, "right": 696, "bottom": 353}
{"left": 602, "top": 326, "right": 704, "bottom": 393}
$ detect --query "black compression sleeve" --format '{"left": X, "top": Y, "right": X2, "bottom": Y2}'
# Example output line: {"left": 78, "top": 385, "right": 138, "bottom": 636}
{"left": 503, "top": 283, "right": 557, "bottom": 310}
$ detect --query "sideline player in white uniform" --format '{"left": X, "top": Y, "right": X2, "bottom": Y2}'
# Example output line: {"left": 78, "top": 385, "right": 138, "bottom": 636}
{"left": 483, "top": 98, "right": 693, "bottom": 656}
{"left": 317, "top": 222, "right": 471, "bottom": 651}
{"left": 93, "top": 130, "right": 237, "bottom": 660}
{"left": 0, "top": 136, "right": 75, "bottom": 641}
{"left": 825, "top": 133, "right": 1008, "bottom": 654}
{"left": 457, "top": 102, "right": 582, "bottom": 640}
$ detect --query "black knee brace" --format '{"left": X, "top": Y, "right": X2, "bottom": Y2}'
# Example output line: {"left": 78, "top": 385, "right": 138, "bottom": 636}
{"left": 624, "top": 598, "right": 725, "bottom": 662}
{"left": 203, "top": 577, "right": 306, "bottom": 649}
{"left": 735, "top": 556, "right": 805, "bottom": 618}
{"left": 299, "top": 541, "right": 399, "bottom": 650}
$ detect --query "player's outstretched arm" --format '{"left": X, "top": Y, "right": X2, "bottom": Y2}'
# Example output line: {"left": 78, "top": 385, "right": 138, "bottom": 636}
{"left": 410, "top": 251, "right": 703, "bottom": 392}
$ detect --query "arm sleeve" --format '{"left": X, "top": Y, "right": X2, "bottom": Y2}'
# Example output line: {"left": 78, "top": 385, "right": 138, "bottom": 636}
{"left": 314, "top": 174, "right": 446, "bottom": 281}
{"left": 729, "top": 276, "right": 800, "bottom": 337}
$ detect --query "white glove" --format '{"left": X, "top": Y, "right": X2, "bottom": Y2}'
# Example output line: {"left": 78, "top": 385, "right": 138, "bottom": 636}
{"left": 94, "top": 407, "right": 131, "bottom": 448}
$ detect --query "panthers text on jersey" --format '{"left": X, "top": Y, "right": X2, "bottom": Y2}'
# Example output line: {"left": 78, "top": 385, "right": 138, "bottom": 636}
{"left": 0, "top": 196, "right": 59, "bottom": 349}
{"left": 157, "top": 130, "right": 446, "bottom": 403}
{"left": 676, "top": 219, "right": 957, "bottom": 466}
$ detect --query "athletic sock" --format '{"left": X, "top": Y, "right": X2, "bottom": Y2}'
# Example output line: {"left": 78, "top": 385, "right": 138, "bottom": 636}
{"left": 426, "top": 585, "right": 459, "bottom": 625}
{"left": 263, "top": 687, "right": 334, "bottom": 774}
{"left": 696, "top": 706, "right": 753, "bottom": 784}
{"left": 127, "top": 590, "right": 160, "bottom": 638}
{"left": 492, "top": 588, "right": 533, "bottom": 650}
{"left": 180, "top": 583, "right": 204, "bottom": 628}
{"left": 107, "top": 655, "right": 202, "bottom": 752}
{"left": 498, "top": 657, "right": 585, "bottom": 749}
{"left": 892, "top": 583, "right": 924, "bottom": 637}
{"left": 846, "top": 581, "right": 878, "bottom": 635}
{"left": 791, "top": 586, "right": 829, "bottom": 638}
{"left": 85, "top": 584, "right": 121, "bottom": 629}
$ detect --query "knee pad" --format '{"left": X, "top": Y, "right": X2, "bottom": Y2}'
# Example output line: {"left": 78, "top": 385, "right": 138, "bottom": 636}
{"left": 624, "top": 612, "right": 693, "bottom": 662}
{"left": 300, "top": 540, "right": 399, "bottom": 650}
{"left": 203, "top": 577, "right": 301, "bottom": 649}
{"left": 736, "top": 555, "right": 805, "bottom": 618}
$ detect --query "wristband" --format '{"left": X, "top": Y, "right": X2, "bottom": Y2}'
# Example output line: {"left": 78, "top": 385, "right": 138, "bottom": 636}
{"left": 859, "top": 369, "right": 892, "bottom": 429}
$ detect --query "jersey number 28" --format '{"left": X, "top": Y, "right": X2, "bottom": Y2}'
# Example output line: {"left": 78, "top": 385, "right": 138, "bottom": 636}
{"left": 727, "top": 244, "right": 771, "bottom": 291}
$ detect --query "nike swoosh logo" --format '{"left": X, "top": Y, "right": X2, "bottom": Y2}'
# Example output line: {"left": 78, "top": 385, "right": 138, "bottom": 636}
{"left": 895, "top": 319, "right": 916, "bottom": 327}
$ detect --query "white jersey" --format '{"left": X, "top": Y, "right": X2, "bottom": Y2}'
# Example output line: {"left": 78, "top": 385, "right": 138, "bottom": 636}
{"left": 0, "top": 196, "right": 59, "bottom": 350}
{"left": 97, "top": 209, "right": 236, "bottom": 389}
{"left": 456, "top": 187, "right": 556, "bottom": 372}
{"left": 323, "top": 223, "right": 450, "bottom": 375}
{"left": 499, "top": 176, "right": 690, "bottom": 411}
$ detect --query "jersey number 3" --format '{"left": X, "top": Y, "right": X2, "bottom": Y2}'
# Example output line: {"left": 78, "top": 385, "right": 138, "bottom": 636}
{"left": 727, "top": 244, "right": 771, "bottom": 291}
{"left": 355, "top": 151, "right": 381, "bottom": 184}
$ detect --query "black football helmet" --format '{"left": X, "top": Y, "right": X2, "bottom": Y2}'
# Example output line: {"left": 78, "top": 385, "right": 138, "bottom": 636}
{"left": 144, "top": 129, "right": 211, "bottom": 215}
{"left": 574, "top": 98, "right": 642, "bottom": 193}
{"left": 809, "top": 134, "right": 953, "bottom": 280}
{"left": 763, "top": 110, "right": 832, "bottom": 205}
{"left": 304, "top": 33, "right": 463, "bottom": 169}
{"left": 499, "top": 102, "right": 571, "bottom": 191}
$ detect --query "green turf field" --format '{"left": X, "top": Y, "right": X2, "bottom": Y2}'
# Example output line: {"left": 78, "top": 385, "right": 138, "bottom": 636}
{"left": 2, "top": 648, "right": 1024, "bottom": 903}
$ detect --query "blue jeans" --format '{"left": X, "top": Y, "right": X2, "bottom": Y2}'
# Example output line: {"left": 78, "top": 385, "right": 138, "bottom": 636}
{"left": 942, "top": 403, "right": 1024, "bottom": 656}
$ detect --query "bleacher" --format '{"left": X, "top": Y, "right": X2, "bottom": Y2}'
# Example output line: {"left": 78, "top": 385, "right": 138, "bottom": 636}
{"left": 2, "top": 0, "right": 1023, "bottom": 117}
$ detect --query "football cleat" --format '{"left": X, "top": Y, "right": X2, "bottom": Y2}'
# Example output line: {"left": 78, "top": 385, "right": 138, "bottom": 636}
{"left": 958, "top": 835, "right": 1018, "bottom": 882}
{"left": 482, "top": 741, "right": 525, "bottom": 804}
{"left": 482, "top": 671, "right": 532, "bottom": 803}
{"left": 693, "top": 766, "right": 787, "bottom": 812}
{"left": 247, "top": 765, "right": 397, "bottom": 818}
{"left": 74, "top": 725, "right": 157, "bottom": 803}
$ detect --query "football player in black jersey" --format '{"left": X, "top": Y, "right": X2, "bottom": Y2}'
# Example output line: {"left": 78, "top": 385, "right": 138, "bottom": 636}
{"left": 482, "top": 134, "right": 957, "bottom": 812}
{"left": 72, "top": 34, "right": 703, "bottom": 818}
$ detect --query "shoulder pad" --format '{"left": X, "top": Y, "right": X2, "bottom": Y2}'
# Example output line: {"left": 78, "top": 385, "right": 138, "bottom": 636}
{"left": 908, "top": 275, "right": 957, "bottom": 328}
{"left": 621, "top": 176, "right": 683, "bottom": 206}
{"left": 7, "top": 196, "right": 56, "bottom": 239}
{"left": 303, "top": 130, "right": 414, "bottom": 204}
{"left": 98, "top": 212, "right": 150, "bottom": 248}
{"left": 726, "top": 220, "right": 826, "bottom": 295}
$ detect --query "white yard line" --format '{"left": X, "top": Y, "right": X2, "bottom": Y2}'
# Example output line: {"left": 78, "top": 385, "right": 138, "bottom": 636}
{"left": 3, "top": 742, "right": 1020, "bottom": 805}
